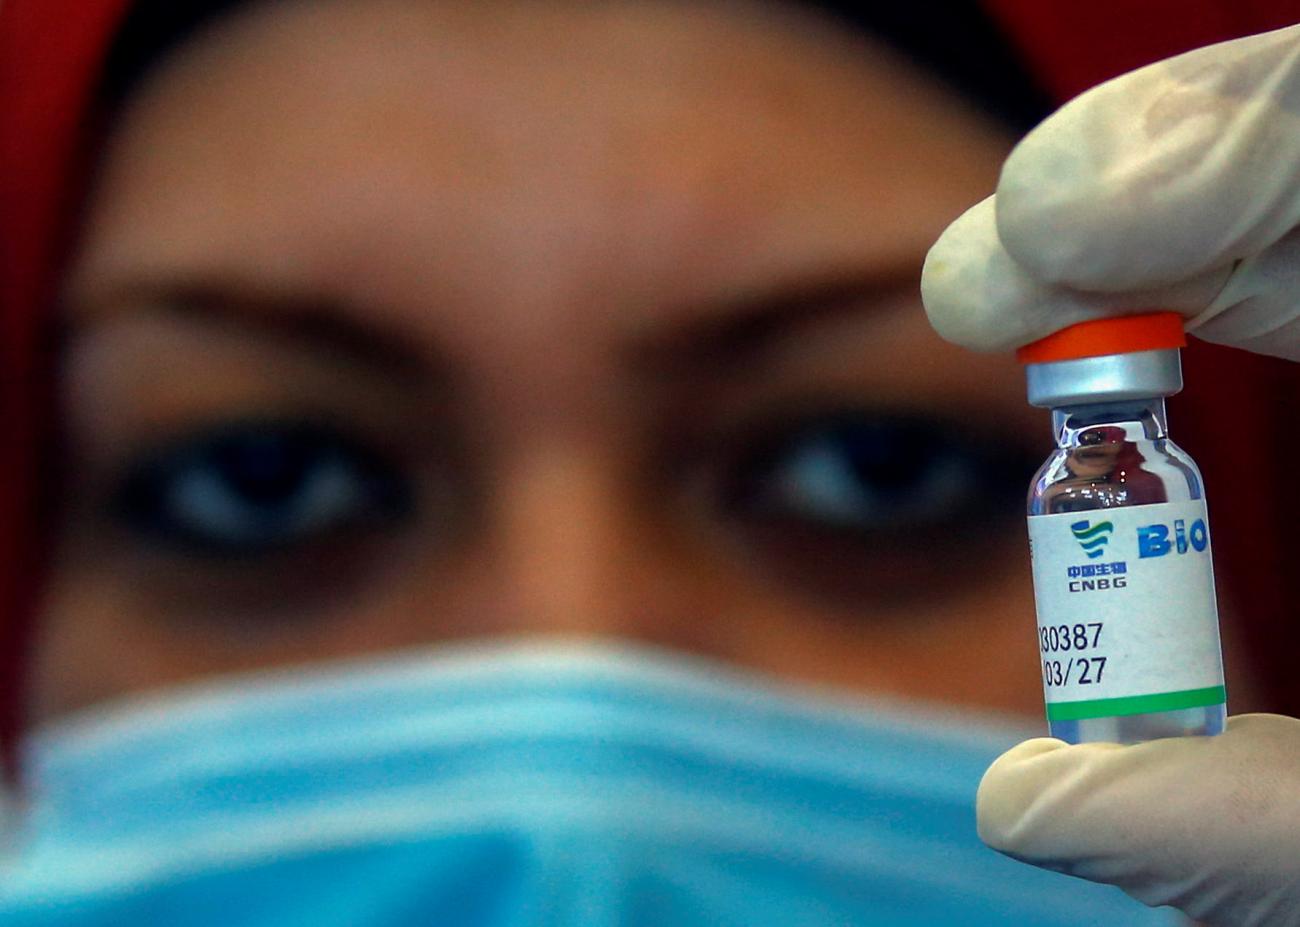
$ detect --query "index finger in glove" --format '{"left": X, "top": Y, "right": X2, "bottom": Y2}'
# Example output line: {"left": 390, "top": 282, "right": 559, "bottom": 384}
{"left": 998, "top": 24, "right": 1300, "bottom": 293}
{"left": 977, "top": 714, "right": 1300, "bottom": 927}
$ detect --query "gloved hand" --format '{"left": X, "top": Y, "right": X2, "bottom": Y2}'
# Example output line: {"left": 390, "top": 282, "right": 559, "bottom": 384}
{"left": 921, "top": 23, "right": 1300, "bottom": 360}
{"left": 978, "top": 715, "right": 1300, "bottom": 927}
{"left": 920, "top": 22, "right": 1300, "bottom": 927}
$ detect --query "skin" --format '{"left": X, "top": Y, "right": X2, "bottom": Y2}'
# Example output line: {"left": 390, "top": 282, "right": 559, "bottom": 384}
{"left": 32, "top": 0, "right": 1113, "bottom": 723}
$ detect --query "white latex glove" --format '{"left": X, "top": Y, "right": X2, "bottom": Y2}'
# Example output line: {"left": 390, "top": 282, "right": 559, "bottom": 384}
{"left": 921, "top": 23, "right": 1300, "bottom": 359}
{"left": 921, "top": 23, "right": 1300, "bottom": 927}
{"left": 978, "top": 715, "right": 1300, "bottom": 927}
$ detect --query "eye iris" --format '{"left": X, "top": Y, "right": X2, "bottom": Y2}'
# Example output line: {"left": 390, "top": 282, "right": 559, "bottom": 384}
{"left": 735, "top": 416, "right": 991, "bottom": 532}
{"left": 784, "top": 423, "right": 952, "bottom": 523}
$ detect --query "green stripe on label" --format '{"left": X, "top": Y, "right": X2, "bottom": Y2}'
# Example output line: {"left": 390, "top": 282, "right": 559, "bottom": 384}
{"left": 1046, "top": 685, "right": 1226, "bottom": 722}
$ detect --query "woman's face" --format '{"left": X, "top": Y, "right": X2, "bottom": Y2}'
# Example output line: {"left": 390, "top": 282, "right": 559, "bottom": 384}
{"left": 34, "top": 0, "right": 1047, "bottom": 722}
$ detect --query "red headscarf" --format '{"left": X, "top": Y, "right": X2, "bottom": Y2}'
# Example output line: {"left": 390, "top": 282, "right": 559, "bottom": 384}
{"left": 3, "top": 0, "right": 1299, "bottom": 769}
{"left": 1, "top": 0, "right": 137, "bottom": 768}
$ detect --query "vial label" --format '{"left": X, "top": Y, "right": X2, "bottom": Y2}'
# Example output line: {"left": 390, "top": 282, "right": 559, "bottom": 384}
{"left": 1026, "top": 499, "right": 1225, "bottom": 722}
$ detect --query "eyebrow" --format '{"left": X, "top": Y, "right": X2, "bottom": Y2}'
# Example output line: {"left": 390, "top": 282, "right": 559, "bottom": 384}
{"left": 68, "top": 263, "right": 920, "bottom": 383}
{"left": 65, "top": 280, "right": 437, "bottom": 385}
{"left": 630, "top": 265, "right": 921, "bottom": 377}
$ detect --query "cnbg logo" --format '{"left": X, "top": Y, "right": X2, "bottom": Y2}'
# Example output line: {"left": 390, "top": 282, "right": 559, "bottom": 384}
{"left": 1070, "top": 520, "right": 1113, "bottom": 559}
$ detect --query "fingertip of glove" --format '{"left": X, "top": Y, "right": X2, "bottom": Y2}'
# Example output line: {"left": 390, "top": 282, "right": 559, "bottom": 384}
{"left": 975, "top": 738, "right": 1071, "bottom": 850}
{"left": 920, "top": 197, "right": 1025, "bottom": 352}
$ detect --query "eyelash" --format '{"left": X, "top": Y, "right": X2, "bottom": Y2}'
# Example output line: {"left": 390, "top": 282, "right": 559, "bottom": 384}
{"left": 110, "top": 419, "right": 413, "bottom": 558}
{"left": 699, "top": 408, "right": 1036, "bottom": 606}
{"left": 719, "top": 410, "right": 1030, "bottom": 535}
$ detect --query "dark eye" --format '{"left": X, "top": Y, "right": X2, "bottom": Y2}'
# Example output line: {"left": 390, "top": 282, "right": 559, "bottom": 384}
{"left": 725, "top": 413, "right": 1026, "bottom": 535}
{"left": 113, "top": 420, "right": 412, "bottom": 557}
{"left": 711, "top": 410, "right": 1036, "bottom": 606}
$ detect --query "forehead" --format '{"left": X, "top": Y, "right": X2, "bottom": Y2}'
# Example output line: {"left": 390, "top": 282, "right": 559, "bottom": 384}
{"left": 68, "top": 0, "right": 1011, "bottom": 352}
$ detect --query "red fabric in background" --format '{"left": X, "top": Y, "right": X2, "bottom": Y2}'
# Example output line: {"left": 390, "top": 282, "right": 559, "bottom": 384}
{"left": 1, "top": 0, "right": 1299, "bottom": 769}
{"left": 0, "top": 0, "right": 136, "bottom": 771}
{"left": 985, "top": 0, "right": 1300, "bottom": 101}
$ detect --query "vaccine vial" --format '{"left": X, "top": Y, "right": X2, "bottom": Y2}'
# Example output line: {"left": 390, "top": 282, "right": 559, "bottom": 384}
{"left": 1021, "top": 312, "right": 1226, "bottom": 745}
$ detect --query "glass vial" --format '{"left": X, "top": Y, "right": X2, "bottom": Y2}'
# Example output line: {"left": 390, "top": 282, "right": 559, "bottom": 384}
{"left": 1020, "top": 313, "right": 1226, "bottom": 745}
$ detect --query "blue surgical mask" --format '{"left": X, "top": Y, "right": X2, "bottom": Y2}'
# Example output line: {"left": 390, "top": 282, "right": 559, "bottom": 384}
{"left": 2, "top": 642, "right": 1176, "bottom": 926}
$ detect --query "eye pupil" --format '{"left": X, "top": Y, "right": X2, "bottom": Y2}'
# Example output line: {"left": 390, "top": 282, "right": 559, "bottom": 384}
{"left": 842, "top": 425, "right": 935, "bottom": 491}
{"left": 217, "top": 434, "right": 315, "bottom": 504}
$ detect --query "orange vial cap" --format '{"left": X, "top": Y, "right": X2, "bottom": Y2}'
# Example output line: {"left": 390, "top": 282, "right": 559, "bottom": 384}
{"left": 1016, "top": 312, "right": 1186, "bottom": 365}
